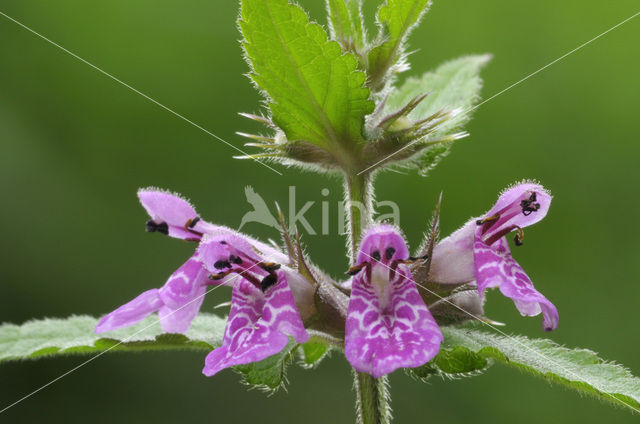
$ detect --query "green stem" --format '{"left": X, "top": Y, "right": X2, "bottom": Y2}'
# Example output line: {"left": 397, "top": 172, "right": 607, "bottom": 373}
{"left": 354, "top": 371, "right": 391, "bottom": 424}
{"left": 345, "top": 172, "right": 372, "bottom": 259}
{"left": 344, "top": 171, "right": 391, "bottom": 424}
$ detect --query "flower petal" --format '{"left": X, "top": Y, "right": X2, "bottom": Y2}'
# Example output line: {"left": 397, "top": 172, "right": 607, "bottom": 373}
{"left": 157, "top": 256, "right": 208, "bottom": 333}
{"left": 138, "top": 188, "right": 211, "bottom": 240}
{"left": 197, "top": 232, "right": 263, "bottom": 269}
{"left": 481, "top": 182, "right": 552, "bottom": 242}
{"left": 138, "top": 188, "right": 288, "bottom": 262}
{"left": 356, "top": 224, "right": 409, "bottom": 265}
{"left": 281, "top": 267, "right": 316, "bottom": 320}
{"left": 202, "top": 272, "right": 308, "bottom": 377}
{"left": 474, "top": 238, "right": 558, "bottom": 331}
{"left": 95, "top": 289, "right": 163, "bottom": 333}
{"left": 346, "top": 267, "right": 443, "bottom": 378}
{"left": 346, "top": 226, "right": 442, "bottom": 378}
{"left": 428, "top": 220, "right": 475, "bottom": 284}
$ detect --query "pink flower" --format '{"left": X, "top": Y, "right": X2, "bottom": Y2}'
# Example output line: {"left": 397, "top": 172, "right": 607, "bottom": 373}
{"left": 429, "top": 182, "right": 559, "bottom": 331}
{"left": 345, "top": 225, "right": 443, "bottom": 378}
{"left": 95, "top": 189, "right": 310, "bottom": 376}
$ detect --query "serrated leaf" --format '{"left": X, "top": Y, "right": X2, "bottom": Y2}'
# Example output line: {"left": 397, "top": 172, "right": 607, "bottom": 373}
{"left": 0, "top": 314, "right": 306, "bottom": 392}
{"left": 235, "top": 339, "right": 297, "bottom": 391}
{"left": 409, "top": 345, "right": 490, "bottom": 380}
{"left": 299, "top": 341, "right": 332, "bottom": 368}
{"left": 430, "top": 327, "right": 640, "bottom": 413}
{"left": 327, "top": 0, "right": 366, "bottom": 50}
{"left": 239, "top": 0, "right": 374, "bottom": 156}
{"left": 368, "top": 0, "right": 432, "bottom": 90}
{"left": 386, "top": 55, "right": 491, "bottom": 173}
{"left": 388, "top": 55, "right": 491, "bottom": 135}
{"left": 0, "top": 314, "right": 226, "bottom": 362}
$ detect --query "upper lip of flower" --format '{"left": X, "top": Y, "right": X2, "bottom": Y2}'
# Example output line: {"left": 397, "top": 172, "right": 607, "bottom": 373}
{"left": 476, "top": 186, "right": 549, "bottom": 246}
{"left": 197, "top": 234, "right": 284, "bottom": 293}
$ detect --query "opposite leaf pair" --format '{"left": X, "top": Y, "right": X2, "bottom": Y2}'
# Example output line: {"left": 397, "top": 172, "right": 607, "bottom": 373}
{"left": 96, "top": 182, "right": 557, "bottom": 378}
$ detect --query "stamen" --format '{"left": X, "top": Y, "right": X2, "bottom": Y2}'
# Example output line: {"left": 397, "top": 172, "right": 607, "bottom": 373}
{"left": 346, "top": 262, "right": 367, "bottom": 276}
{"left": 371, "top": 250, "right": 381, "bottom": 261}
{"left": 385, "top": 247, "right": 396, "bottom": 260}
{"left": 209, "top": 270, "right": 231, "bottom": 280}
{"left": 485, "top": 224, "right": 527, "bottom": 247}
{"left": 207, "top": 269, "right": 262, "bottom": 287}
{"left": 405, "top": 253, "right": 429, "bottom": 263}
{"left": 476, "top": 214, "right": 500, "bottom": 226}
{"left": 520, "top": 192, "right": 541, "bottom": 216}
{"left": 184, "top": 217, "right": 201, "bottom": 230}
{"left": 214, "top": 260, "right": 231, "bottom": 270}
{"left": 259, "top": 262, "right": 281, "bottom": 272}
{"left": 514, "top": 226, "right": 525, "bottom": 246}
{"left": 260, "top": 273, "right": 278, "bottom": 292}
{"left": 145, "top": 220, "right": 169, "bottom": 235}
{"left": 229, "top": 255, "right": 243, "bottom": 265}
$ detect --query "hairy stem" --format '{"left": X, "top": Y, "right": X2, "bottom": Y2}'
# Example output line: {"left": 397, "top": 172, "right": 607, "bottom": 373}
{"left": 344, "top": 172, "right": 373, "bottom": 260}
{"left": 344, "top": 171, "right": 391, "bottom": 424}
{"left": 354, "top": 371, "right": 392, "bottom": 424}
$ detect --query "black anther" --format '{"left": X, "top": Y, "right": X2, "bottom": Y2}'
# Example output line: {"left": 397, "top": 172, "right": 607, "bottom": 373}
{"left": 214, "top": 260, "right": 231, "bottom": 270}
{"left": 521, "top": 192, "right": 541, "bottom": 216}
{"left": 385, "top": 247, "right": 396, "bottom": 260}
{"left": 146, "top": 220, "right": 169, "bottom": 235}
{"left": 260, "top": 274, "right": 278, "bottom": 292}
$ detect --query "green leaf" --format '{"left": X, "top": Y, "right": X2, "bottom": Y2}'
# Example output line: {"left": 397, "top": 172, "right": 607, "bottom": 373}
{"left": 299, "top": 341, "right": 332, "bottom": 368}
{"left": 388, "top": 55, "right": 491, "bottom": 136}
{"left": 429, "top": 326, "right": 640, "bottom": 413}
{"left": 386, "top": 54, "right": 491, "bottom": 174}
{"left": 235, "top": 339, "right": 297, "bottom": 391}
{"left": 239, "top": 0, "right": 374, "bottom": 155}
{"left": 0, "top": 314, "right": 224, "bottom": 362}
{"left": 0, "top": 314, "right": 305, "bottom": 391}
{"left": 368, "top": 0, "right": 432, "bottom": 90}
{"left": 413, "top": 143, "right": 449, "bottom": 177}
{"left": 409, "top": 345, "right": 490, "bottom": 380}
{"left": 326, "top": 0, "right": 366, "bottom": 50}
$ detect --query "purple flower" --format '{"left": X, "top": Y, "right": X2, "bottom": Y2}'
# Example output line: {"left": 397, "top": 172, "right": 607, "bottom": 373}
{"left": 139, "top": 188, "right": 288, "bottom": 262}
{"left": 95, "top": 189, "right": 312, "bottom": 352}
{"left": 95, "top": 256, "right": 209, "bottom": 334}
{"left": 196, "top": 233, "right": 310, "bottom": 376}
{"left": 345, "top": 225, "right": 443, "bottom": 378}
{"left": 429, "top": 181, "right": 559, "bottom": 331}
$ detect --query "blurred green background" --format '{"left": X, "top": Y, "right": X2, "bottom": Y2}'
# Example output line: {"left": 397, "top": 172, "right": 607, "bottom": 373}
{"left": 1, "top": 0, "right": 639, "bottom": 422}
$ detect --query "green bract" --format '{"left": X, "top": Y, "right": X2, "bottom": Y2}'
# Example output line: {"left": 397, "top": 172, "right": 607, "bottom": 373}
{"left": 385, "top": 55, "right": 491, "bottom": 174}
